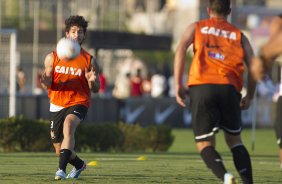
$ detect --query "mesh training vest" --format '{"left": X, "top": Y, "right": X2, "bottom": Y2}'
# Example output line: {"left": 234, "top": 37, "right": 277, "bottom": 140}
{"left": 188, "top": 18, "right": 244, "bottom": 92}
{"left": 48, "top": 48, "right": 92, "bottom": 108}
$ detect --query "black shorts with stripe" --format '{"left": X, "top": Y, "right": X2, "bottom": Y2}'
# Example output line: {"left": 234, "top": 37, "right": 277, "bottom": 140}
{"left": 49, "top": 104, "right": 88, "bottom": 143}
{"left": 189, "top": 84, "right": 242, "bottom": 142}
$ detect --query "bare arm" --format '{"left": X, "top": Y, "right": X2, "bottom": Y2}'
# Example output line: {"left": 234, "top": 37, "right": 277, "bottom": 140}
{"left": 40, "top": 52, "right": 54, "bottom": 89}
{"left": 261, "top": 31, "right": 282, "bottom": 63}
{"left": 251, "top": 16, "right": 282, "bottom": 81}
{"left": 173, "top": 23, "right": 195, "bottom": 107}
{"left": 263, "top": 16, "right": 282, "bottom": 61}
{"left": 241, "top": 34, "right": 256, "bottom": 109}
{"left": 85, "top": 57, "right": 100, "bottom": 93}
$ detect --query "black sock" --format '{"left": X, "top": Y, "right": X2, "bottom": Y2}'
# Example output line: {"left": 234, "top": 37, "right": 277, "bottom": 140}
{"left": 69, "top": 155, "right": 84, "bottom": 170}
{"left": 59, "top": 149, "right": 72, "bottom": 172}
{"left": 200, "top": 146, "right": 227, "bottom": 181}
{"left": 231, "top": 145, "right": 253, "bottom": 184}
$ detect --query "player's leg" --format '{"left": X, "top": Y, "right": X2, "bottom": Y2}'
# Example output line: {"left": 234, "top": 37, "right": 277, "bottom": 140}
{"left": 53, "top": 143, "right": 61, "bottom": 157}
{"left": 63, "top": 105, "right": 88, "bottom": 179}
{"left": 59, "top": 114, "right": 81, "bottom": 175}
{"left": 196, "top": 138, "right": 228, "bottom": 181}
{"left": 274, "top": 96, "right": 282, "bottom": 169}
{"left": 224, "top": 133, "right": 253, "bottom": 184}
{"left": 49, "top": 109, "right": 68, "bottom": 180}
{"left": 279, "top": 149, "right": 282, "bottom": 169}
{"left": 67, "top": 154, "right": 87, "bottom": 179}
{"left": 53, "top": 143, "right": 69, "bottom": 180}
{"left": 218, "top": 86, "right": 252, "bottom": 184}
{"left": 274, "top": 120, "right": 282, "bottom": 169}
{"left": 68, "top": 151, "right": 84, "bottom": 168}
{"left": 63, "top": 121, "right": 86, "bottom": 180}
{"left": 190, "top": 85, "right": 229, "bottom": 181}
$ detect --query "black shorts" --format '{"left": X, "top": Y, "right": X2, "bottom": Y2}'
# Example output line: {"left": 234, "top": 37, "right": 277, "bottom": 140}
{"left": 274, "top": 96, "right": 282, "bottom": 148}
{"left": 50, "top": 105, "right": 88, "bottom": 143}
{"left": 189, "top": 84, "right": 242, "bottom": 142}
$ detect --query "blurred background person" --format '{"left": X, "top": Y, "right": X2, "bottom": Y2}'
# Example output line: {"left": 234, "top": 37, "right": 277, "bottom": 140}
{"left": 151, "top": 70, "right": 166, "bottom": 98}
{"left": 112, "top": 71, "right": 131, "bottom": 122}
{"left": 16, "top": 67, "right": 26, "bottom": 93}
{"left": 34, "top": 68, "right": 45, "bottom": 95}
{"left": 142, "top": 72, "right": 152, "bottom": 97}
{"left": 99, "top": 67, "right": 107, "bottom": 97}
{"left": 112, "top": 72, "right": 131, "bottom": 99}
{"left": 130, "top": 68, "right": 143, "bottom": 97}
{"left": 168, "top": 75, "right": 175, "bottom": 97}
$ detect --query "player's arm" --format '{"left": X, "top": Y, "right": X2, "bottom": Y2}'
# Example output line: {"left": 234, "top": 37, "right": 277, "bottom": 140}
{"left": 85, "top": 57, "right": 100, "bottom": 93}
{"left": 262, "top": 16, "right": 282, "bottom": 63}
{"left": 251, "top": 16, "right": 282, "bottom": 81}
{"left": 40, "top": 52, "right": 54, "bottom": 89}
{"left": 260, "top": 31, "right": 282, "bottom": 66}
{"left": 241, "top": 33, "right": 257, "bottom": 109}
{"left": 251, "top": 33, "right": 282, "bottom": 81}
{"left": 173, "top": 22, "right": 195, "bottom": 107}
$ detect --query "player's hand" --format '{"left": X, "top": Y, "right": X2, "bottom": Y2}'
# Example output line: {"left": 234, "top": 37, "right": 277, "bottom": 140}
{"left": 240, "top": 95, "right": 251, "bottom": 110}
{"left": 250, "top": 56, "right": 266, "bottom": 81}
{"left": 175, "top": 85, "right": 188, "bottom": 107}
{"left": 40, "top": 71, "right": 52, "bottom": 89}
{"left": 85, "top": 67, "right": 97, "bottom": 82}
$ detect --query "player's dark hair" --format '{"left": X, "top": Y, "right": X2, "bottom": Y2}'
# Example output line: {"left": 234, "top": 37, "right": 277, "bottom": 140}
{"left": 209, "top": 0, "right": 231, "bottom": 16}
{"left": 65, "top": 15, "right": 88, "bottom": 33}
{"left": 278, "top": 13, "right": 282, "bottom": 19}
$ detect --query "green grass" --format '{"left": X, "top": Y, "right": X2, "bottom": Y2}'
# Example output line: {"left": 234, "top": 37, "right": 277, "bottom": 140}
{"left": 0, "top": 128, "right": 281, "bottom": 183}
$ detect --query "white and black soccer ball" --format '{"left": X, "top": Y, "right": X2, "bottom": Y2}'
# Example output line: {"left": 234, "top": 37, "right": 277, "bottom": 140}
{"left": 56, "top": 37, "right": 81, "bottom": 60}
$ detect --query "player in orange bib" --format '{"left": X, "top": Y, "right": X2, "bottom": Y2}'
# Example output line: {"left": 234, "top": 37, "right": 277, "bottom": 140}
{"left": 174, "top": 0, "right": 256, "bottom": 183}
{"left": 40, "top": 15, "right": 100, "bottom": 180}
{"left": 251, "top": 14, "right": 282, "bottom": 170}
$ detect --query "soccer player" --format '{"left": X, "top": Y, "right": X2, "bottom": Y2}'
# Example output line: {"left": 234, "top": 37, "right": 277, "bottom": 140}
{"left": 174, "top": 0, "right": 256, "bottom": 183}
{"left": 251, "top": 14, "right": 282, "bottom": 169}
{"left": 40, "top": 15, "right": 100, "bottom": 180}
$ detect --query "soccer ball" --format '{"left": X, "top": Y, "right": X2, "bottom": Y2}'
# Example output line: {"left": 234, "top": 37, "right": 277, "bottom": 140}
{"left": 56, "top": 37, "right": 81, "bottom": 60}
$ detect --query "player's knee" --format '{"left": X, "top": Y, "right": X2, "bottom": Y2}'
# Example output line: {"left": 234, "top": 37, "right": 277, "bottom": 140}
{"left": 64, "top": 121, "right": 77, "bottom": 135}
{"left": 225, "top": 134, "right": 242, "bottom": 148}
{"left": 64, "top": 121, "right": 73, "bottom": 130}
{"left": 196, "top": 141, "right": 214, "bottom": 152}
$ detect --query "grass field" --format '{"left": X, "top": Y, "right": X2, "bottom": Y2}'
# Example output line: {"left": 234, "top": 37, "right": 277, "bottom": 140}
{"left": 0, "top": 128, "right": 281, "bottom": 184}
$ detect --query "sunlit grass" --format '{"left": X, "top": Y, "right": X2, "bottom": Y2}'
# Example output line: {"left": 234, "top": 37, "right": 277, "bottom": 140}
{"left": 0, "top": 128, "right": 281, "bottom": 183}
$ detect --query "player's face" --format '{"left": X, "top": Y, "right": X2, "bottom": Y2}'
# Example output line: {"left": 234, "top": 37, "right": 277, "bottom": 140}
{"left": 66, "top": 26, "right": 85, "bottom": 45}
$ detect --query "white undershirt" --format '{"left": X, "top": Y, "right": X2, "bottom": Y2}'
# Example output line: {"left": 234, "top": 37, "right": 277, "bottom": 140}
{"left": 50, "top": 103, "right": 64, "bottom": 112}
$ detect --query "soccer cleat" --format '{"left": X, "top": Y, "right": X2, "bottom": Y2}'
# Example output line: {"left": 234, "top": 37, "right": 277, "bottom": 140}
{"left": 224, "top": 173, "right": 237, "bottom": 184}
{"left": 67, "top": 162, "right": 86, "bottom": 179}
{"left": 54, "top": 169, "right": 66, "bottom": 180}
